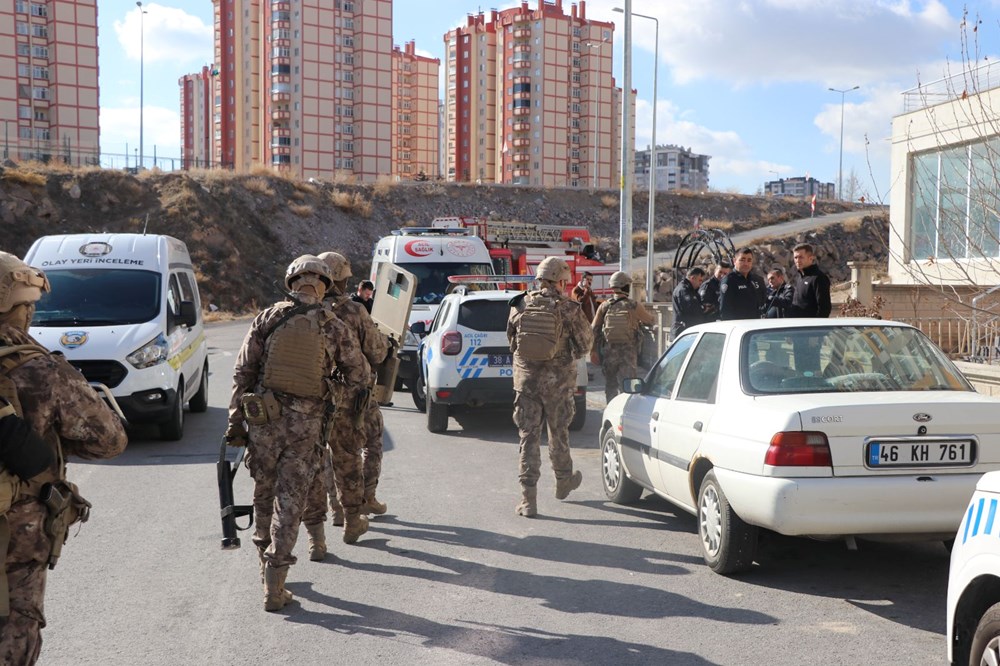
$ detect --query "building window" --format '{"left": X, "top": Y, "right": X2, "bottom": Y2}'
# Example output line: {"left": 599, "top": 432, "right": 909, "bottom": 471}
{"left": 16, "top": 43, "right": 29, "bottom": 56}
{"left": 32, "top": 46, "right": 48, "bottom": 59}
{"left": 32, "top": 86, "right": 48, "bottom": 100}
{"left": 15, "top": 1, "right": 26, "bottom": 12}
{"left": 35, "top": 128, "right": 49, "bottom": 140}
{"left": 17, "top": 64, "right": 29, "bottom": 77}
{"left": 18, "top": 106, "right": 30, "bottom": 119}
{"left": 16, "top": 22, "right": 28, "bottom": 35}
{"left": 31, "top": 24, "right": 47, "bottom": 38}
{"left": 32, "top": 66, "right": 48, "bottom": 80}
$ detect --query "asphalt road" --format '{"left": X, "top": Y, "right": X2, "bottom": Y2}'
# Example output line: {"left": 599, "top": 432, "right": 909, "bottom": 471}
{"left": 40, "top": 317, "right": 948, "bottom": 665}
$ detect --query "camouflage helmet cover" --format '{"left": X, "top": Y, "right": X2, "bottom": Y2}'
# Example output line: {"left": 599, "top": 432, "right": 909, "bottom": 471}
{"left": 535, "top": 256, "right": 572, "bottom": 282}
{"left": 284, "top": 254, "right": 332, "bottom": 291}
{"left": 316, "top": 251, "right": 352, "bottom": 282}
{"left": 609, "top": 271, "right": 632, "bottom": 289}
{"left": 0, "top": 251, "right": 49, "bottom": 314}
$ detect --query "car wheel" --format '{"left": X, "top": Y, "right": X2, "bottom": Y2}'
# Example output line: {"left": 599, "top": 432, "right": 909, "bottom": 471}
{"left": 160, "top": 381, "right": 185, "bottom": 441}
{"left": 970, "top": 602, "right": 1000, "bottom": 666}
{"left": 412, "top": 372, "right": 427, "bottom": 412}
{"left": 427, "top": 397, "right": 448, "bottom": 433}
{"left": 697, "top": 470, "right": 757, "bottom": 575}
{"left": 569, "top": 394, "right": 586, "bottom": 431}
{"left": 188, "top": 361, "right": 209, "bottom": 413}
{"left": 601, "top": 428, "right": 642, "bottom": 504}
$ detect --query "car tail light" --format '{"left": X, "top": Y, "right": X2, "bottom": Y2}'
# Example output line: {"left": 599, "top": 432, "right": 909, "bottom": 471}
{"left": 441, "top": 331, "right": 462, "bottom": 356}
{"left": 765, "top": 431, "right": 832, "bottom": 467}
{"left": 436, "top": 390, "right": 452, "bottom": 399}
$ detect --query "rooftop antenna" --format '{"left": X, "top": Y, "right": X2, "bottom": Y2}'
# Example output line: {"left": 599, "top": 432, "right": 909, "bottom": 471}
{"left": 141, "top": 213, "right": 150, "bottom": 235}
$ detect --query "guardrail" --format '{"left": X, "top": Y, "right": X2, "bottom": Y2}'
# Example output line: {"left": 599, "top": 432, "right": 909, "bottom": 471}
{"left": 893, "top": 316, "right": 1000, "bottom": 363}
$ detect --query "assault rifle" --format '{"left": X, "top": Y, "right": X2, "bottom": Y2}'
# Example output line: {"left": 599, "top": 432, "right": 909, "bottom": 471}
{"left": 217, "top": 438, "right": 253, "bottom": 549}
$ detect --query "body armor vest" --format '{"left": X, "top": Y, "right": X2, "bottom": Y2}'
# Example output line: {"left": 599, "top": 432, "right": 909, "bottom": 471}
{"left": 516, "top": 292, "right": 562, "bottom": 362}
{"left": 261, "top": 308, "right": 327, "bottom": 398}
{"left": 603, "top": 297, "right": 634, "bottom": 345}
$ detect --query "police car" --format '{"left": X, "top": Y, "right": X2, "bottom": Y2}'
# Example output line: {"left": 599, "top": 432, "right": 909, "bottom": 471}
{"left": 414, "top": 282, "right": 587, "bottom": 433}
{"left": 948, "top": 471, "right": 1000, "bottom": 665}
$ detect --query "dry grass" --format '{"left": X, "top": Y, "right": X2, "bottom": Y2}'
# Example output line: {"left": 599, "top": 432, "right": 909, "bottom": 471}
{"left": 699, "top": 219, "right": 734, "bottom": 231}
{"left": 373, "top": 175, "right": 397, "bottom": 198}
{"left": 840, "top": 216, "right": 863, "bottom": 232}
{"left": 292, "top": 180, "right": 318, "bottom": 196}
{"left": 2, "top": 168, "right": 48, "bottom": 187}
{"left": 331, "top": 171, "right": 357, "bottom": 185}
{"left": 244, "top": 177, "right": 275, "bottom": 196}
{"left": 329, "top": 190, "right": 372, "bottom": 217}
{"left": 288, "top": 202, "right": 314, "bottom": 218}
{"left": 600, "top": 194, "right": 618, "bottom": 208}
{"left": 419, "top": 182, "right": 447, "bottom": 196}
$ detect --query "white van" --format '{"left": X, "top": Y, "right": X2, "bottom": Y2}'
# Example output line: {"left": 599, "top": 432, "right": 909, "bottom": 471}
{"left": 370, "top": 227, "right": 494, "bottom": 407}
{"left": 24, "top": 233, "right": 209, "bottom": 441}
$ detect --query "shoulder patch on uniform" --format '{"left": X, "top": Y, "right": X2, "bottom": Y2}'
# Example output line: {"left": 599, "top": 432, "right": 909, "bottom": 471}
{"left": 720, "top": 283, "right": 728, "bottom": 293}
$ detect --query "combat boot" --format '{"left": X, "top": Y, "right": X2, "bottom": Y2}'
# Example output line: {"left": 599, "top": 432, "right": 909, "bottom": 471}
{"left": 515, "top": 486, "right": 537, "bottom": 518}
{"left": 263, "top": 564, "right": 293, "bottom": 612}
{"left": 362, "top": 492, "right": 387, "bottom": 515}
{"left": 256, "top": 547, "right": 267, "bottom": 583}
{"left": 342, "top": 509, "right": 369, "bottom": 544}
{"left": 555, "top": 470, "right": 583, "bottom": 500}
{"left": 331, "top": 505, "right": 344, "bottom": 526}
{"left": 305, "top": 522, "right": 327, "bottom": 561}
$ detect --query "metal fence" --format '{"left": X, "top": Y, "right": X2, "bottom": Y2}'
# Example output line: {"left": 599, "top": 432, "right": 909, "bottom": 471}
{"left": 902, "top": 60, "right": 1000, "bottom": 113}
{"left": 893, "top": 316, "right": 1000, "bottom": 362}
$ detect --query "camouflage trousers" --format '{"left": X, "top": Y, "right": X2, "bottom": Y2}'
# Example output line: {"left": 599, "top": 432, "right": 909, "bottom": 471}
{"left": 247, "top": 414, "right": 324, "bottom": 568}
{"left": 601, "top": 345, "right": 639, "bottom": 402}
{"left": 301, "top": 407, "right": 368, "bottom": 525}
{"left": 513, "top": 389, "right": 576, "bottom": 488}
{"left": 0, "top": 502, "right": 49, "bottom": 666}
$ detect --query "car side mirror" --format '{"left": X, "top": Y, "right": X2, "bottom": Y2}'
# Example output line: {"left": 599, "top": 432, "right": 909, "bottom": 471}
{"left": 178, "top": 301, "right": 198, "bottom": 328}
{"left": 409, "top": 321, "right": 427, "bottom": 337}
{"left": 622, "top": 378, "right": 644, "bottom": 394}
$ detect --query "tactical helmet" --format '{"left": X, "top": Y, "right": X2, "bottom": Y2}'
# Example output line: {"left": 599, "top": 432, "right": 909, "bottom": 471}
{"left": 609, "top": 271, "right": 632, "bottom": 289}
{"left": 0, "top": 251, "right": 49, "bottom": 314}
{"left": 317, "top": 251, "right": 352, "bottom": 282}
{"left": 284, "top": 254, "right": 332, "bottom": 291}
{"left": 535, "top": 257, "right": 572, "bottom": 282}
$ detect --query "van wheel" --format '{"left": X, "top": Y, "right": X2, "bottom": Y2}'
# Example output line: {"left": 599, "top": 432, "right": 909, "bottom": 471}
{"left": 188, "top": 361, "right": 209, "bottom": 413}
{"left": 412, "top": 372, "right": 427, "bottom": 412}
{"left": 569, "top": 394, "right": 586, "bottom": 431}
{"left": 160, "top": 382, "right": 185, "bottom": 441}
{"left": 427, "top": 397, "right": 448, "bottom": 433}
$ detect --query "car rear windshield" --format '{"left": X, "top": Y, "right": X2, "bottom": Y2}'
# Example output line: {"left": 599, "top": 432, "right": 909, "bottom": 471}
{"left": 743, "top": 325, "right": 973, "bottom": 394}
{"left": 458, "top": 299, "right": 510, "bottom": 332}
{"left": 32, "top": 269, "right": 162, "bottom": 326}
{"left": 398, "top": 262, "right": 493, "bottom": 305}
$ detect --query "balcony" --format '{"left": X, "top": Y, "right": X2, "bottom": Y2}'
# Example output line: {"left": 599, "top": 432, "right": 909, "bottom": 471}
{"left": 271, "top": 108, "right": 290, "bottom": 122}
{"left": 512, "top": 153, "right": 529, "bottom": 163}
{"left": 512, "top": 107, "right": 529, "bottom": 116}
{"left": 512, "top": 59, "right": 531, "bottom": 70}
{"left": 513, "top": 28, "right": 530, "bottom": 38}
{"left": 271, "top": 91, "right": 291, "bottom": 103}
{"left": 271, "top": 127, "right": 291, "bottom": 138}
{"left": 513, "top": 121, "right": 530, "bottom": 132}
{"left": 513, "top": 92, "right": 530, "bottom": 101}
{"left": 514, "top": 44, "right": 531, "bottom": 53}
{"left": 513, "top": 168, "right": 530, "bottom": 178}
{"left": 514, "top": 76, "right": 530, "bottom": 85}
{"left": 272, "top": 144, "right": 291, "bottom": 155}
{"left": 512, "top": 138, "right": 529, "bottom": 148}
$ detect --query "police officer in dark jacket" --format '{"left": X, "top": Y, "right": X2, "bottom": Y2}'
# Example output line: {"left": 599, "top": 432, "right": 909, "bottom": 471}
{"left": 719, "top": 248, "right": 766, "bottom": 320}
{"left": 762, "top": 267, "right": 794, "bottom": 318}
{"left": 670, "top": 267, "right": 708, "bottom": 339}
{"left": 787, "top": 243, "right": 832, "bottom": 318}
{"left": 698, "top": 261, "right": 730, "bottom": 321}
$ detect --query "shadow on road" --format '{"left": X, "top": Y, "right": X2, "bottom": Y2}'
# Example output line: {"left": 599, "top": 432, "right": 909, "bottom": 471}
{"left": 283, "top": 582, "right": 717, "bottom": 665}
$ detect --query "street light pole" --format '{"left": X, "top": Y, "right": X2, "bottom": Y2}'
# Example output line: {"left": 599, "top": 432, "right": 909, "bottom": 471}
{"left": 828, "top": 85, "right": 858, "bottom": 201}
{"left": 615, "top": 1, "right": 633, "bottom": 273}
{"left": 137, "top": 2, "right": 147, "bottom": 171}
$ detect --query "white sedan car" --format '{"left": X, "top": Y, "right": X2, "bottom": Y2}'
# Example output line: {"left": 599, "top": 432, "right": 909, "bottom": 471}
{"left": 599, "top": 318, "right": 1000, "bottom": 575}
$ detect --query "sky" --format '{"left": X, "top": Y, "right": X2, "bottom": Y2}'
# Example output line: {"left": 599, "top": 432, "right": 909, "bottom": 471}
{"left": 98, "top": 0, "right": 1000, "bottom": 200}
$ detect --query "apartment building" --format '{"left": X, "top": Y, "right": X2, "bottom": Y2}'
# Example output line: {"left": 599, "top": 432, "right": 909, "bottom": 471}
{"left": 0, "top": 0, "right": 99, "bottom": 164}
{"left": 210, "top": 0, "right": 394, "bottom": 180}
{"left": 179, "top": 66, "right": 214, "bottom": 169}
{"left": 391, "top": 41, "right": 439, "bottom": 180}
{"left": 634, "top": 144, "right": 710, "bottom": 192}
{"left": 444, "top": 0, "right": 624, "bottom": 188}
{"left": 764, "top": 176, "right": 835, "bottom": 199}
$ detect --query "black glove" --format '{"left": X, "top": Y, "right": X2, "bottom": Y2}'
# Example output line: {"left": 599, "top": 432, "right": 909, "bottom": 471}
{"left": 224, "top": 423, "right": 248, "bottom": 448}
{"left": 0, "top": 412, "right": 55, "bottom": 482}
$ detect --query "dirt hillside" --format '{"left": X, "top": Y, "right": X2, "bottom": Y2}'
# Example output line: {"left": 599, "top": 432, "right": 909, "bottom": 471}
{"left": 0, "top": 163, "right": 878, "bottom": 312}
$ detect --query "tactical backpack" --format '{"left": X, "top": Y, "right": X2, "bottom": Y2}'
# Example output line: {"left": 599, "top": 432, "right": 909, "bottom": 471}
{"left": 602, "top": 297, "right": 635, "bottom": 344}
{"left": 261, "top": 304, "right": 328, "bottom": 399}
{"left": 516, "top": 293, "right": 562, "bottom": 362}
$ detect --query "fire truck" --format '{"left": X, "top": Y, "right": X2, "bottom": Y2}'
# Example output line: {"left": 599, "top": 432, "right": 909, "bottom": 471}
{"left": 429, "top": 217, "right": 618, "bottom": 295}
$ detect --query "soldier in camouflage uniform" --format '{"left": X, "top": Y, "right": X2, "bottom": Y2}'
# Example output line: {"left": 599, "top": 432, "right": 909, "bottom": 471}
{"left": 300, "top": 252, "right": 390, "bottom": 561}
{"left": 0, "top": 252, "right": 127, "bottom": 664}
{"left": 224, "top": 255, "right": 368, "bottom": 612}
{"left": 507, "top": 257, "right": 594, "bottom": 518}
{"left": 592, "top": 271, "right": 657, "bottom": 402}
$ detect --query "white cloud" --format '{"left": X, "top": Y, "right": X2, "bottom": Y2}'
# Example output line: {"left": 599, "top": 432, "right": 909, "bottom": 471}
{"left": 100, "top": 105, "right": 181, "bottom": 165}
{"left": 114, "top": 3, "right": 212, "bottom": 65}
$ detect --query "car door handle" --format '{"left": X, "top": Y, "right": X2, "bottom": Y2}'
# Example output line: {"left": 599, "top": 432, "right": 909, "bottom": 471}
{"left": 652, "top": 412, "right": 659, "bottom": 421}
{"left": 693, "top": 421, "right": 703, "bottom": 432}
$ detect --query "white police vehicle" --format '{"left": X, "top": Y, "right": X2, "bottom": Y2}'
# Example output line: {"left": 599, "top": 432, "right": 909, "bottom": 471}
{"left": 414, "top": 281, "right": 587, "bottom": 433}
{"left": 948, "top": 471, "right": 1000, "bottom": 665}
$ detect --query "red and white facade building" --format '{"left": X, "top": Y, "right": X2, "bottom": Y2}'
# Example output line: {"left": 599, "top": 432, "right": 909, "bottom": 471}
{"left": 0, "top": 0, "right": 99, "bottom": 164}
{"left": 178, "top": 66, "right": 214, "bottom": 170}
{"left": 444, "top": 0, "right": 627, "bottom": 188}
{"left": 391, "top": 40, "right": 439, "bottom": 180}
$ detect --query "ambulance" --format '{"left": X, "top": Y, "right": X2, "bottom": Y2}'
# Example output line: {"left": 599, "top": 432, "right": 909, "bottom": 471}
{"left": 24, "top": 233, "right": 209, "bottom": 441}
{"left": 370, "top": 227, "right": 494, "bottom": 408}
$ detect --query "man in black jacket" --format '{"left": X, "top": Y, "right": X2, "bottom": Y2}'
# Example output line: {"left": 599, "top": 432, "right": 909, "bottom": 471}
{"left": 787, "top": 243, "right": 831, "bottom": 318}
{"left": 762, "top": 267, "right": 794, "bottom": 318}
{"left": 698, "top": 261, "right": 730, "bottom": 321}
{"left": 670, "top": 267, "right": 708, "bottom": 339}
{"left": 719, "top": 248, "right": 766, "bottom": 320}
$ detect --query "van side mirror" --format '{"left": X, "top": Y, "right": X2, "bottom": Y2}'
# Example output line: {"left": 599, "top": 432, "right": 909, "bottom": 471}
{"left": 622, "top": 378, "right": 644, "bottom": 394}
{"left": 178, "top": 301, "right": 198, "bottom": 328}
{"left": 409, "top": 321, "right": 426, "bottom": 337}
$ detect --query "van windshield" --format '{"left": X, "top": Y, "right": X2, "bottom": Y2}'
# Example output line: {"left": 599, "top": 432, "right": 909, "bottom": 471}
{"left": 399, "top": 262, "right": 493, "bottom": 305}
{"left": 32, "top": 269, "right": 162, "bottom": 326}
